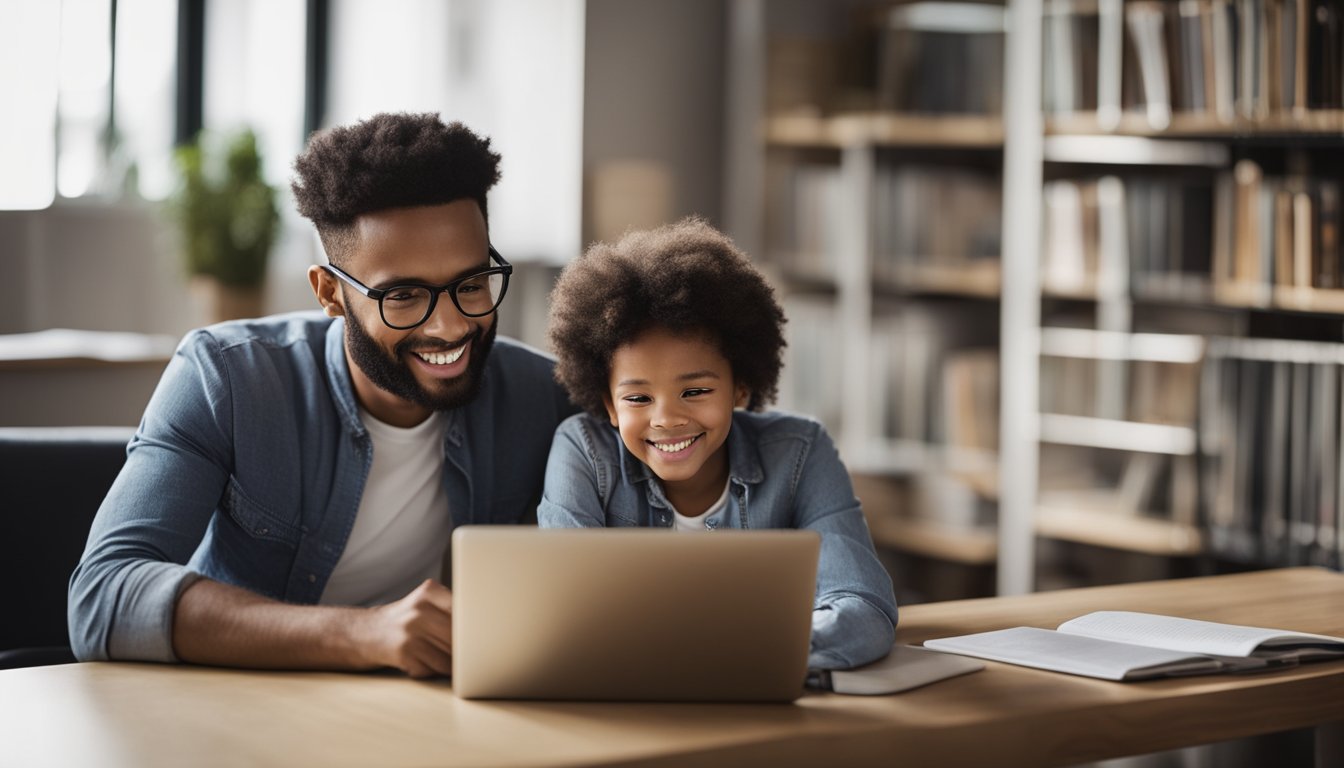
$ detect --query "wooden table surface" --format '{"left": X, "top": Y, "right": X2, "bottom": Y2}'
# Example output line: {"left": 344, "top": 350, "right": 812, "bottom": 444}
{"left": 3, "top": 567, "right": 1342, "bottom": 767}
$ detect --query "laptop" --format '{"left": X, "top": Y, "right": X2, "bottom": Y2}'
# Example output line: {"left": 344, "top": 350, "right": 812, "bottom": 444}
{"left": 450, "top": 526, "right": 820, "bottom": 702}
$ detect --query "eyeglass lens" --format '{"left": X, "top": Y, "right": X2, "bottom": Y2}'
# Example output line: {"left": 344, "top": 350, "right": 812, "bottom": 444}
{"left": 381, "top": 272, "right": 506, "bottom": 327}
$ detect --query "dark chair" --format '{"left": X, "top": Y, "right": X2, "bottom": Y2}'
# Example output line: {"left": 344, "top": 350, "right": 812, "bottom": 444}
{"left": 0, "top": 426, "right": 135, "bottom": 669}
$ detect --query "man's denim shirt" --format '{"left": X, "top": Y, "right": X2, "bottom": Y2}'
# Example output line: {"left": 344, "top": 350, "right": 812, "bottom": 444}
{"left": 68, "top": 311, "right": 575, "bottom": 662}
{"left": 538, "top": 411, "right": 899, "bottom": 670}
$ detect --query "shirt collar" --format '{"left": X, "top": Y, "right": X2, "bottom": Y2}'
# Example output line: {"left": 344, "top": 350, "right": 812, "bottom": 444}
{"left": 324, "top": 317, "right": 365, "bottom": 437}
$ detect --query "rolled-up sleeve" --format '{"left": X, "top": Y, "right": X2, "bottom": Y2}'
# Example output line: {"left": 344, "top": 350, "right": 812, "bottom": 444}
{"left": 68, "top": 331, "right": 234, "bottom": 662}
{"left": 793, "top": 424, "right": 899, "bottom": 670}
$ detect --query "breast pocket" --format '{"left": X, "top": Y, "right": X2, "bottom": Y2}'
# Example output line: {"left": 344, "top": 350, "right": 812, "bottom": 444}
{"left": 203, "top": 477, "right": 303, "bottom": 600}
{"left": 221, "top": 476, "right": 302, "bottom": 545}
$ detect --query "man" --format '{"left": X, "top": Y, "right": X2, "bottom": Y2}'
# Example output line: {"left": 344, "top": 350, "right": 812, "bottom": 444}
{"left": 69, "top": 113, "right": 576, "bottom": 677}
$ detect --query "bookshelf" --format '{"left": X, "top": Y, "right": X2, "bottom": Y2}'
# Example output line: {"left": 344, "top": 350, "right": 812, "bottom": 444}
{"left": 725, "top": 0, "right": 1009, "bottom": 602}
{"left": 726, "top": 0, "right": 1344, "bottom": 600}
{"left": 1037, "top": 0, "right": 1344, "bottom": 583}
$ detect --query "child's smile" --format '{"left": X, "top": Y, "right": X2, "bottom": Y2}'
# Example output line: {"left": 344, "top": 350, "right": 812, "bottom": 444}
{"left": 649, "top": 433, "right": 704, "bottom": 456}
{"left": 605, "top": 327, "right": 749, "bottom": 515}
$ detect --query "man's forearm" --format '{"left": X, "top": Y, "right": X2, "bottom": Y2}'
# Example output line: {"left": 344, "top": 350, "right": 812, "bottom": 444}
{"left": 172, "top": 578, "right": 380, "bottom": 671}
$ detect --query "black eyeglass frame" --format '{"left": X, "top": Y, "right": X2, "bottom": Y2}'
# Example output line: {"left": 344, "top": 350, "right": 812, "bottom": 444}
{"left": 322, "top": 246, "right": 512, "bottom": 329}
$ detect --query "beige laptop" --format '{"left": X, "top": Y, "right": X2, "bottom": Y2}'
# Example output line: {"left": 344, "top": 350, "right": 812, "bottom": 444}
{"left": 451, "top": 526, "right": 820, "bottom": 702}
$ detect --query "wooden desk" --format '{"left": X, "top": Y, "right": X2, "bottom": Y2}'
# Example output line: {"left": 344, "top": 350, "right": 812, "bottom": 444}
{"left": 2, "top": 568, "right": 1341, "bottom": 767}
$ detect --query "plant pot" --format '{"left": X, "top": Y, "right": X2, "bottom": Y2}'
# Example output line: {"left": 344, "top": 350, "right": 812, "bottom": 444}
{"left": 191, "top": 276, "right": 265, "bottom": 324}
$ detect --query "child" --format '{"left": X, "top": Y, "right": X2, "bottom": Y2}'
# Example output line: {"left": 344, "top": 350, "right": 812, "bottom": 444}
{"left": 539, "top": 217, "right": 898, "bottom": 671}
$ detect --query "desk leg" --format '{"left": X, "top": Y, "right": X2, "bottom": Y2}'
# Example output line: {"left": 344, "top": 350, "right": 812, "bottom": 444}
{"left": 1318, "top": 721, "right": 1343, "bottom": 768}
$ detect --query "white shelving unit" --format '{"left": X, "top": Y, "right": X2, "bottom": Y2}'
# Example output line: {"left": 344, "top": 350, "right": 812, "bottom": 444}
{"left": 726, "top": 0, "right": 1344, "bottom": 598}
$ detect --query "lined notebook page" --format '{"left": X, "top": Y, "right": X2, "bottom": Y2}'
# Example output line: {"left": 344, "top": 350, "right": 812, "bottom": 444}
{"left": 1057, "top": 611, "right": 1344, "bottom": 658}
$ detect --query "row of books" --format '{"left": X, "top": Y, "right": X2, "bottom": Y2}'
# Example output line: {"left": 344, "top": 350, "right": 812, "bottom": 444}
{"left": 873, "top": 165, "right": 1002, "bottom": 286}
{"left": 779, "top": 297, "right": 1000, "bottom": 451}
{"left": 778, "top": 295, "right": 843, "bottom": 434}
{"left": 764, "top": 161, "right": 845, "bottom": 281}
{"left": 765, "top": 160, "right": 1002, "bottom": 287}
{"left": 1041, "top": 165, "right": 1343, "bottom": 304}
{"left": 1046, "top": 0, "right": 1344, "bottom": 125}
{"left": 1039, "top": 355, "right": 1202, "bottom": 426}
{"left": 1213, "top": 159, "right": 1343, "bottom": 294}
{"left": 1200, "top": 337, "right": 1344, "bottom": 569}
{"left": 1042, "top": 175, "right": 1210, "bottom": 298}
{"left": 877, "top": 2, "right": 1006, "bottom": 115}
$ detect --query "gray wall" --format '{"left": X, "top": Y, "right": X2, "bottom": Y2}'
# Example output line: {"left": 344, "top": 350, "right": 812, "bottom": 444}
{"left": 582, "top": 0, "right": 726, "bottom": 246}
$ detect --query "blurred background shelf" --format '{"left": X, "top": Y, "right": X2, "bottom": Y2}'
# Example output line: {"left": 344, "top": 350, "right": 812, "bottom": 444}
{"left": 766, "top": 112, "right": 1004, "bottom": 149}
{"left": 1038, "top": 414, "right": 1198, "bottom": 456}
{"left": 1035, "top": 497, "right": 1204, "bottom": 557}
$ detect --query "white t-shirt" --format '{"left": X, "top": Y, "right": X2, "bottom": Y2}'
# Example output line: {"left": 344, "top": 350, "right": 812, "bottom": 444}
{"left": 319, "top": 410, "right": 451, "bottom": 606}
{"left": 672, "top": 482, "right": 732, "bottom": 531}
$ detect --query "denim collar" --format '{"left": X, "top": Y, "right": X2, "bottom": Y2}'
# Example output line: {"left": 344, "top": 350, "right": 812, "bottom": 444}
{"left": 322, "top": 317, "right": 464, "bottom": 446}
{"left": 618, "top": 411, "right": 766, "bottom": 489}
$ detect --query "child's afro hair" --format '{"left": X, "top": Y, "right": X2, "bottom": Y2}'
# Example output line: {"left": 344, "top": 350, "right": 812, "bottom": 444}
{"left": 548, "top": 217, "right": 786, "bottom": 418}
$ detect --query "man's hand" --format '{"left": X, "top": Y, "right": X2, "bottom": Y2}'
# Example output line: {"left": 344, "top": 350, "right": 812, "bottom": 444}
{"left": 360, "top": 579, "right": 454, "bottom": 678}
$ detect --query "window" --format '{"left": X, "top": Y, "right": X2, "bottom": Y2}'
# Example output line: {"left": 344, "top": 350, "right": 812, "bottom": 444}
{"left": 0, "top": 0, "right": 61, "bottom": 209}
{"left": 203, "top": 0, "right": 307, "bottom": 189}
{"left": 327, "top": 0, "right": 584, "bottom": 264}
{"left": 0, "top": 0, "right": 177, "bottom": 208}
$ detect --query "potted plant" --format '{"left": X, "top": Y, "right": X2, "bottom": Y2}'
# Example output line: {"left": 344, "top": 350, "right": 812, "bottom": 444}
{"left": 170, "top": 128, "right": 280, "bottom": 323}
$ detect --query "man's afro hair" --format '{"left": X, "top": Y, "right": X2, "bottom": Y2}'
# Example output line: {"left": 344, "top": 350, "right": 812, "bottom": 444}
{"left": 291, "top": 112, "right": 501, "bottom": 231}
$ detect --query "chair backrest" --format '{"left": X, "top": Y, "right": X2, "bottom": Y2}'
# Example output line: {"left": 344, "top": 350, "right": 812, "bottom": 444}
{"left": 0, "top": 426, "right": 135, "bottom": 668}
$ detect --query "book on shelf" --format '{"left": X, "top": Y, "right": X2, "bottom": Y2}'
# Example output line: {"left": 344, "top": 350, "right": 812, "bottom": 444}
{"left": 1209, "top": 0, "right": 1238, "bottom": 122}
{"left": 924, "top": 610, "right": 1344, "bottom": 681}
{"left": 1124, "top": 0, "right": 1174, "bottom": 128}
{"left": 1044, "top": 174, "right": 1219, "bottom": 302}
{"left": 1175, "top": 0, "right": 1216, "bottom": 115}
{"left": 870, "top": 310, "right": 930, "bottom": 444}
{"left": 765, "top": 159, "right": 844, "bottom": 282}
{"left": 877, "top": 1, "right": 1006, "bottom": 115}
{"left": 1043, "top": 0, "right": 1101, "bottom": 116}
{"left": 1215, "top": 160, "right": 1344, "bottom": 296}
{"left": 1316, "top": 182, "right": 1341, "bottom": 290}
{"left": 942, "top": 348, "right": 999, "bottom": 455}
{"left": 1042, "top": 179, "right": 1098, "bottom": 294}
{"left": 870, "top": 303, "right": 999, "bottom": 449}
{"left": 1200, "top": 338, "right": 1344, "bottom": 568}
{"left": 1096, "top": 0, "right": 1344, "bottom": 124}
{"left": 1312, "top": 361, "right": 1340, "bottom": 557}
{"left": 873, "top": 164, "right": 1002, "bottom": 291}
{"left": 1308, "top": 0, "right": 1342, "bottom": 109}
{"left": 778, "top": 295, "right": 843, "bottom": 435}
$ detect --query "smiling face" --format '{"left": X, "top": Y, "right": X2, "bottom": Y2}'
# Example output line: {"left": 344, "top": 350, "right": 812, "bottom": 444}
{"left": 604, "top": 327, "right": 749, "bottom": 515}
{"left": 309, "top": 199, "right": 497, "bottom": 427}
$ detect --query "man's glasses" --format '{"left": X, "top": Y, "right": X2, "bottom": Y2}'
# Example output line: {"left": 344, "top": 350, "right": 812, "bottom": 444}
{"left": 323, "top": 246, "right": 512, "bottom": 330}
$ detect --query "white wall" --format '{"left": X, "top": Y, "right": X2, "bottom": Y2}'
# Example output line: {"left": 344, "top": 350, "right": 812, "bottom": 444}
{"left": 0, "top": 0, "right": 729, "bottom": 424}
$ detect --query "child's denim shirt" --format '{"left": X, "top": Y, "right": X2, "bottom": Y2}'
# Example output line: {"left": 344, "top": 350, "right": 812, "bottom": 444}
{"left": 539, "top": 410, "right": 899, "bottom": 670}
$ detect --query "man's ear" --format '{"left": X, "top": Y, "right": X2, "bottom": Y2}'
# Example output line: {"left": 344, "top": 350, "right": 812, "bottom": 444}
{"left": 308, "top": 265, "right": 344, "bottom": 318}
{"left": 603, "top": 395, "right": 619, "bottom": 428}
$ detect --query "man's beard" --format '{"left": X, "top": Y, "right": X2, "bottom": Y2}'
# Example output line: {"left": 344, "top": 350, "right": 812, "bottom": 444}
{"left": 344, "top": 309, "right": 497, "bottom": 412}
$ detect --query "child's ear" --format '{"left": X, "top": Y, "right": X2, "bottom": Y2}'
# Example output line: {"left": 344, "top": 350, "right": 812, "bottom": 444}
{"left": 734, "top": 384, "right": 750, "bottom": 409}
{"left": 603, "top": 395, "right": 619, "bottom": 427}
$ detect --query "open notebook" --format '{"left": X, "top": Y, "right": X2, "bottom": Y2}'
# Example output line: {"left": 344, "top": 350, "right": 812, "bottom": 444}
{"left": 924, "top": 611, "right": 1344, "bottom": 681}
